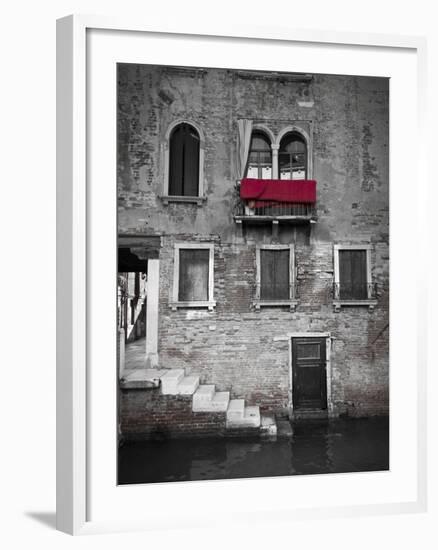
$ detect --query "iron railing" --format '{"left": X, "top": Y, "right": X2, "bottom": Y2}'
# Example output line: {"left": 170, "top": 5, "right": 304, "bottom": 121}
{"left": 258, "top": 281, "right": 299, "bottom": 301}
{"left": 236, "top": 201, "right": 315, "bottom": 217}
{"left": 333, "top": 282, "right": 377, "bottom": 301}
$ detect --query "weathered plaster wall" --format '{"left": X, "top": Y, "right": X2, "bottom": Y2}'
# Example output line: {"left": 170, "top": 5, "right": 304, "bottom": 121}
{"left": 118, "top": 64, "right": 389, "bottom": 418}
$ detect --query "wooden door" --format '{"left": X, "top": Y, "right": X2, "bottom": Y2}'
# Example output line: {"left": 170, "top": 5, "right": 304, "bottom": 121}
{"left": 292, "top": 337, "right": 327, "bottom": 410}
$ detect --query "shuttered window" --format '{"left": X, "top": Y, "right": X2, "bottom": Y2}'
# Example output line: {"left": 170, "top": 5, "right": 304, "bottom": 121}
{"left": 338, "top": 249, "right": 367, "bottom": 299}
{"left": 260, "top": 249, "right": 290, "bottom": 300}
{"left": 178, "top": 249, "right": 209, "bottom": 301}
{"left": 169, "top": 123, "right": 200, "bottom": 196}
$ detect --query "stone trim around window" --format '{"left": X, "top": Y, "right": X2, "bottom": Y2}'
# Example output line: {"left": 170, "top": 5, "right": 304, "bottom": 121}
{"left": 274, "top": 124, "right": 313, "bottom": 180}
{"left": 333, "top": 244, "right": 377, "bottom": 312}
{"left": 254, "top": 244, "right": 298, "bottom": 311}
{"left": 162, "top": 119, "right": 206, "bottom": 204}
{"left": 170, "top": 243, "right": 216, "bottom": 311}
{"left": 160, "top": 195, "right": 206, "bottom": 206}
{"left": 245, "top": 122, "right": 313, "bottom": 180}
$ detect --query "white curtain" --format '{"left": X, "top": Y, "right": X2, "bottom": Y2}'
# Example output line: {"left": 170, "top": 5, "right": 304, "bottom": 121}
{"left": 236, "top": 119, "right": 253, "bottom": 180}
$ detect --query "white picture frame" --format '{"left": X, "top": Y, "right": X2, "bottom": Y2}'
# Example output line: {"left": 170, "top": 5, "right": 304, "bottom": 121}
{"left": 56, "top": 15, "right": 427, "bottom": 535}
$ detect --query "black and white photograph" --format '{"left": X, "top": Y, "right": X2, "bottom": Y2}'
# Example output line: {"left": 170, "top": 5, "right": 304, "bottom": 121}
{"left": 116, "top": 63, "right": 389, "bottom": 485}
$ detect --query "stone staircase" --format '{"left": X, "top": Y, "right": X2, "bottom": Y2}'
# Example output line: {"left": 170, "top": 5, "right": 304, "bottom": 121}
{"left": 160, "top": 368, "right": 275, "bottom": 433}
{"left": 122, "top": 367, "right": 277, "bottom": 437}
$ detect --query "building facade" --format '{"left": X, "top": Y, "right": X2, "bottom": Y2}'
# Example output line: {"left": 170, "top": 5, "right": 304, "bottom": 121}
{"left": 117, "top": 64, "right": 389, "bottom": 438}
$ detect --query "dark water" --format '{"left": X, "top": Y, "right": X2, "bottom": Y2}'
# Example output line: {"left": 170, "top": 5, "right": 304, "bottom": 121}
{"left": 118, "top": 417, "right": 389, "bottom": 485}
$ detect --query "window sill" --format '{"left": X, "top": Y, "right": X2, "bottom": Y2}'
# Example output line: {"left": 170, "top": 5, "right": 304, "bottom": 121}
{"left": 161, "top": 195, "right": 206, "bottom": 206}
{"left": 333, "top": 299, "right": 377, "bottom": 312}
{"left": 170, "top": 300, "right": 216, "bottom": 311}
{"left": 253, "top": 299, "right": 299, "bottom": 312}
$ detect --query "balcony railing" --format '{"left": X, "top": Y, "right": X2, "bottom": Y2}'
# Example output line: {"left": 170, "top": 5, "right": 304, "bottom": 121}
{"left": 253, "top": 281, "right": 299, "bottom": 310}
{"left": 333, "top": 282, "right": 377, "bottom": 301}
{"left": 235, "top": 178, "right": 317, "bottom": 223}
{"left": 257, "top": 281, "right": 299, "bottom": 301}
{"left": 235, "top": 201, "right": 316, "bottom": 218}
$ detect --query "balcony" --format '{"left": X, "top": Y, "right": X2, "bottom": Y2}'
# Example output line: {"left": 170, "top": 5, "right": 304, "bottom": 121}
{"left": 234, "top": 178, "right": 317, "bottom": 234}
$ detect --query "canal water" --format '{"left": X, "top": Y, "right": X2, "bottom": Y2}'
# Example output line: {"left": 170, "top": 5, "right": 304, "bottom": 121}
{"left": 118, "top": 417, "right": 389, "bottom": 485}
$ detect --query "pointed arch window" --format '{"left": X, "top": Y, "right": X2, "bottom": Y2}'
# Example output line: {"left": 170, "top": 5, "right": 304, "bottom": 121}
{"left": 279, "top": 132, "right": 307, "bottom": 180}
{"left": 169, "top": 123, "right": 200, "bottom": 196}
{"left": 246, "top": 131, "right": 272, "bottom": 179}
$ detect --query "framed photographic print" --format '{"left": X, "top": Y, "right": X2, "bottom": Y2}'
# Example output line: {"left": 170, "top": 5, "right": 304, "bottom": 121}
{"left": 56, "top": 16, "right": 427, "bottom": 535}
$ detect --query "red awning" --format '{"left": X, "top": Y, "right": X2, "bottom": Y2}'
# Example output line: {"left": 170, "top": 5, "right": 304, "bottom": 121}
{"left": 240, "top": 178, "right": 317, "bottom": 204}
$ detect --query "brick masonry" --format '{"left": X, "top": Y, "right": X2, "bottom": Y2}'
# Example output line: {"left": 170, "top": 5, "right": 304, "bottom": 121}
{"left": 118, "top": 65, "right": 389, "bottom": 434}
{"left": 120, "top": 389, "right": 227, "bottom": 439}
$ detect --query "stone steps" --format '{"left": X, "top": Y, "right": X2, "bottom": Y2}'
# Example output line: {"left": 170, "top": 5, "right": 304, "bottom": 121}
{"left": 192, "top": 384, "right": 215, "bottom": 410}
{"left": 210, "top": 391, "right": 231, "bottom": 412}
{"left": 226, "top": 399, "right": 245, "bottom": 421}
{"left": 226, "top": 405, "right": 260, "bottom": 429}
{"left": 160, "top": 369, "right": 185, "bottom": 394}
{"left": 156, "top": 368, "right": 272, "bottom": 435}
{"left": 260, "top": 414, "right": 277, "bottom": 437}
{"left": 177, "top": 375, "right": 200, "bottom": 395}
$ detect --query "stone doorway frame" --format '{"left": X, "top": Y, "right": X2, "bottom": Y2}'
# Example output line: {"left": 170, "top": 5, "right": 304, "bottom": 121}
{"left": 118, "top": 235, "right": 161, "bottom": 372}
{"left": 286, "top": 332, "right": 333, "bottom": 416}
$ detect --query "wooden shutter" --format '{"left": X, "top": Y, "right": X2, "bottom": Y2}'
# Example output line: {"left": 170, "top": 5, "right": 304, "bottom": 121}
{"left": 169, "top": 124, "right": 200, "bottom": 196}
{"left": 339, "top": 250, "right": 367, "bottom": 299}
{"left": 183, "top": 126, "right": 200, "bottom": 196}
{"left": 169, "top": 125, "right": 184, "bottom": 196}
{"left": 178, "top": 249, "right": 209, "bottom": 301}
{"left": 260, "top": 249, "right": 290, "bottom": 300}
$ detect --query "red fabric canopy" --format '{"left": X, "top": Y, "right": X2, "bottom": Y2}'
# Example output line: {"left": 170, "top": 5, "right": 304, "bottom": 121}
{"left": 240, "top": 178, "right": 317, "bottom": 204}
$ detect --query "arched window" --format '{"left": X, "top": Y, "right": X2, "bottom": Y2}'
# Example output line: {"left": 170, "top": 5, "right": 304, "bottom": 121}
{"left": 246, "top": 131, "right": 272, "bottom": 179}
{"left": 279, "top": 132, "right": 307, "bottom": 180}
{"left": 169, "top": 123, "right": 200, "bottom": 196}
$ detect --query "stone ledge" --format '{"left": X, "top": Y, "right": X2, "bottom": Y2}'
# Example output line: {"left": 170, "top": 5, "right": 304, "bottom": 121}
{"left": 169, "top": 300, "right": 216, "bottom": 311}
{"left": 253, "top": 299, "right": 298, "bottom": 312}
{"left": 160, "top": 195, "right": 206, "bottom": 206}
{"left": 333, "top": 299, "right": 378, "bottom": 312}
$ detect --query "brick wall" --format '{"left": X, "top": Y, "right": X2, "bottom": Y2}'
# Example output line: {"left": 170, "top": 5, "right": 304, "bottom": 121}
{"left": 120, "top": 387, "right": 260, "bottom": 439}
{"left": 117, "top": 65, "right": 389, "bottom": 422}
{"left": 119, "top": 388, "right": 228, "bottom": 439}
{"left": 156, "top": 236, "right": 388, "bottom": 417}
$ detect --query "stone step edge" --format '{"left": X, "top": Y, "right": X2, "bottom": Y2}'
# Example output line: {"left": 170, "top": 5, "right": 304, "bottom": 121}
{"left": 226, "top": 405, "right": 261, "bottom": 429}
{"left": 226, "top": 399, "right": 245, "bottom": 420}
{"left": 192, "top": 384, "right": 216, "bottom": 411}
{"left": 193, "top": 391, "right": 230, "bottom": 412}
{"left": 176, "top": 375, "right": 200, "bottom": 395}
{"left": 160, "top": 368, "right": 186, "bottom": 394}
{"left": 260, "top": 414, "right": 277, "bottom": 437}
